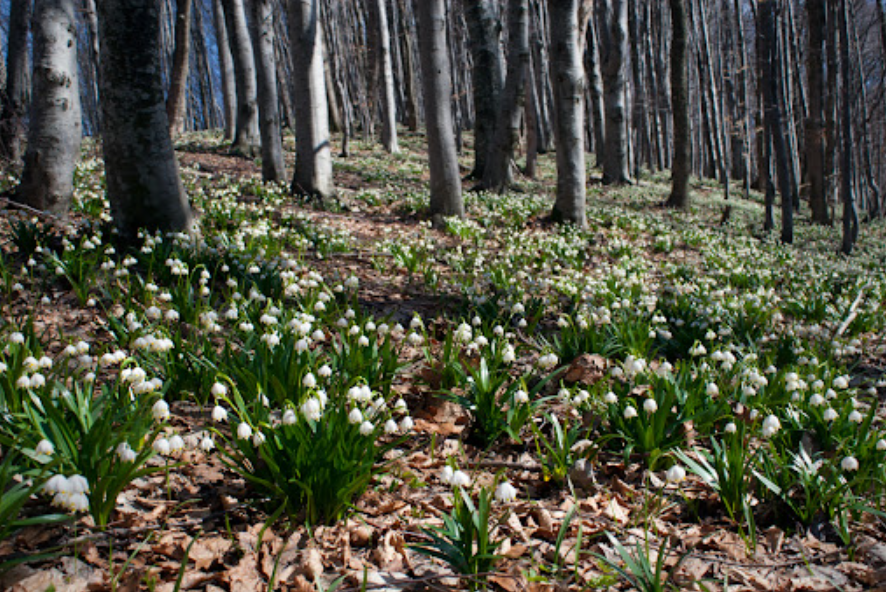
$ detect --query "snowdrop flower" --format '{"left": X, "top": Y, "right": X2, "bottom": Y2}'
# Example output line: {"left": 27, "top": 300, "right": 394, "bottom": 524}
{"left": 211, "top": 382, "right": 227, "bottom": 398}
{"left": 30, "top": 373, "right": 45, "bottom": 388}
{"left": 513, "top": 390, "right": 529, "bottom": 405}
{"left": 537, "top": 353, "right": 559, "bottom": 370}
{"left": 400, "top": 416, "right": 414, "bottom": 432}
{"left": 604, "top": 391, "right": 618, "bottom": 405}
{"left": 878, "top": 439, "right": 886, "bottom": 452}
{"left": 848, "top": 410, "right": 863, "bottom": 423}
{"left": 393, "top": 398, "right": 408, "bottom": 414}
{"left": 724, "top": 422, "right": 737, "bottom": 434}
{"left": 450, "top": 470, "right": 470, "bottom": 488}
{"left": 358, "top": 335, "right": 370, "bottom": 347}
{"left": 833, "top": 376, "right": 850, "bottom": 389}
{"left": 666, "top": 465, "right": 686, "bottom": 484}
{"left": 303, "top": 372, "right": 317, "bottom": 389}
{"left": 761, "top": 414, "right": 781, "bottom": 437}
{"left": 643, "top": 398, "right": 658, "bottom": 414}
{"left": 118, "top": 444, "right": 137, "bottom": 463}
{"left": 706, "top": 383, "right": 719, "bottom": 397}
{"left": 212, "top": 405, "right": 228, "bottom": 422}
{"left": 623, "top": 406, "right": 638, "bottom": 420}
{"left": 841, "top": 456, "right": 859, "bottom": 472}
{"left": 406, "top": 332, "right": 423, "bottom": 346}
{"left": 809, "top": 393, "right": 825, "bottom": 407}
{"left": 169, "top": 434, "right": 185, "bottom": 453}
{"left": 318, "top": 364, "right": 332, "bottom": 379}
{"left": 153, "top": 438, "right": 171, "bottom": 455}
{"left": 359, "top": 420, "right": 375, "bottom": 436}
{"left": 689, "top": 342, "right": 707, "bottom": 357}
{"left": 68, "top": 475, "right": 89, "bottom": 493}
{"left": 301, "top": 398, "right": 322, "bottom": 421}
{"left": 152, "top": 400, "right": 170, "bottom": 422}
{"left": 44, "top": 474, "right": 69, "bottom": 494}
{"left": 823, "top": 408, "right": 839, "bottom": 422}
{"left": 282, "top": 409, "right": 297, "bottom": 425}
{"left": 237, "top": 422, "right": 253, "bottom": 439}
{"left": 348, "top": 408, "right": 363, "bottom": 425}
{"left": 35, "top": 439, "right": 54, "bottom": 456}
{"left": 384, "top": 419, "right": 399, "bottom": 434}
{"left": 200, "top": 436, "right": 215, "bottom": 452}
{"left": 16, "top": 375, "right": 31, "bottom": 389}
{"left": 495, "top": 481, "right": 518, "bottom": 503}
{"left": 252, "top": 431, "right": 266, "bottom": 447}
{"left": 502, "top": 344, "right": 516, "bottom": 364}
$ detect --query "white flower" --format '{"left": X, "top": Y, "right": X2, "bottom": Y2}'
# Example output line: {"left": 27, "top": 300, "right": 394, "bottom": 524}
{"left": 237, "top": 422, "right": 253, "bottom": 439}
{"left": 623, "top": 406, "right": 638, "bottom": 419}
{"left": 35, "top": 439, "right": 54, "bottom": 456}
{"left": 643, "top": 398, "right": 658, "bottom": 414}
{"left": 666, "top": 465, "right": 686, "bottom": 484}
{"left": 450, "top": 470, "right": 470, "bottom": 487}
{"left": 358, "top": 335, "right": 370, "bottom": 347}
{"left": 210, "top": 382, "right": 227, "bottom": 398}
{"left": 833, "top": 376, "right": 850, "bottom": 389}
{"left": 301, "top": 398, "right": 322, "bottom": 421}
{"left": 439, "top": 466, "right": 454, "bottom": 483}
{"left": 848, "top": 410, "right": 864, "bottom": 423}
{"left": 44, "top": 474, "right": 68, "bottom": 494}
{"left": 495, "top": 481, "right": 518, "bottom": 503}
{"left": 809, "top": 393, "right": 825, "bottom": 407}
{"left": 706, "top": 383, "right": 719, "bottom": 397}
{"left": 537, "top": 353, "right": 559, "bottom": 370}
{"left": 513, "top": 390, "right": 529, "bottom": 405}
{"left": 318, "top": 365, "right": 332, "bottom": 378}
{"left": 841, "top": 456, "right": 859, "bottom": 472}
{"left": 200, "top": 437, "right": 215, "bottom": 452}
{"left": 384, "top": 419, "right": 399, "bottom": 434}
{"left": 68, "top": 475, "right": 89, "bottom": 493}
{"left": 212, "top": 405, "right": 228, "bottom": 422}
{"left": 761, "top": 414, "right": 781, "bottom": 438}
{"left": 252, "top": 431, "right": 266, "bottom": 447}
{"left": 16, "top": 375, "right": 31, "bottom": 389}
{"left": 152, "top": 400, "right": 170, "bottom": 422}
{"left": 400, "top": 416, "right": 414, "bottom": 432}
{"left": 604, "top": 391, "right": 618, "bottom": 405}
{"left": 359, "top": 421, "right": 375, "bottom": 436}
{"left": 823, "top": 408, "right": 839, "bottom": 422}
{"left": 877, "top": 439, "right": 886, "bottom": 452}
{"left": 348, "top": 408, "right": 363, "bottom": 425}
{"left": 282, "top": 409, "right": 297, "bottom": 425}
{"left": 689, "top": 343, "right": 707, "bottom": 357}
{"left": 303, "top": 372, "right": 317, "bottom": 389}
{"left": 169, "top": 434, "right": 185, "bottom": 452}
{"left": 724, "top": 422, "right": 737, "bottom": 434}
{"left": 153, "top": 438, "right": 171, "bottom": 455}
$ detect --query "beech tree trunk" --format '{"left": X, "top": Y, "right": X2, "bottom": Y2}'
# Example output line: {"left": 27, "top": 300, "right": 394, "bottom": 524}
{"left": 17, "top": 0, "right": 81, "bottom": 216}
{"left": 97, "top": 0, "right": 194, "bottom": 242}
{"left": 212, "top": 0, "right": 237, "bottom": 140}
{"left": 464, "top": 0, "right": 503, "bottom": 178}
{"left": 289, "top": 0, "right": 335, "bottom": 199}
{"left": 165, "top": 0, "right": 192, "bottom": 136}
{"left": 806, "top": 0, "right": 828, "bottom": 223}
{"left": 368, "top": 0, "right": 399, "bottom": 154}
{"left": 416, "top": 0, "right": 464, "bottom": 224}
{"left": 482, "top": 0, "right": 530, "bottom": 192}
{"left": 250, "top": 0, "right": 286, "bottom": 182}
{"left": 839, "top": 0, "right": 857, "bottom": 253}
{"left": 0, "top": 0, "right": 33, "bottom": 165}
{"left": 220, "top": 0, "right": 260, "bottom": 154}
{"left": 598, "top": 0, "right": 631, "bottom": 185}
{"left": 585, "top": 15, "right": 605, "bottom": 167}
{"left": 666, "top": 0, "right": 690, "bottom": 209}
{"left": 549, "top": 0, "right": 587, "bottom": 227}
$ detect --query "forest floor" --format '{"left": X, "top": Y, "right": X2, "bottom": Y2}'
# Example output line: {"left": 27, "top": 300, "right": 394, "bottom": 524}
{"left": 1, "top": 131, "right": 886, "bottom": 592}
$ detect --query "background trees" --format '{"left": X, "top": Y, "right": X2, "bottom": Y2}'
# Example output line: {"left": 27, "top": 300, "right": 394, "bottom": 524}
{"left": 1, "top": 0, "right": 885, "bottom": 243}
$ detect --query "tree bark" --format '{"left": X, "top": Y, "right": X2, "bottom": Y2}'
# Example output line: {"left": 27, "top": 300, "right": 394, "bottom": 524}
{"left": 17, "top": 0, "right": 81, "bottom": 216}
{"left": 289, "top": 0, "right": 335, "bottom": 199}
{"left": 549, "top": 0, "right": 587, "bottom": 227}
{"left": 598, "top": 0, "right": 630, "bottom": 185}
{"left": 97, "top": 0, "right": 194, "bottom": 242}
{"left": 249, "top": 0, "right": 286, "bottom": 181}
{"left": 464, "top": 0, "right": 503, "bottom": 178}
{"left": 0, "top": 0, "right": 33, "bottom": 165}
{"left": 368, "top": 0, "right": 399, "bottom": 154}
{"left": 806, "top": 0, "right": 828, "bottom": 223}
{"left": 212, "top": 0, "right": 237, "bottom": 140}
{"left": 666, "top": 0, "right": 690, "bottom": 209}
{"left": 482, "top": 0, "right": 530, "bottom": 192}
{"left": 416, "top": 0, "right": 464, "bottom": 224}
{"left": 166, "top": 0, "right": 193, "bottom": 136}
{"left": 839, "top": 0, "right": 856, "bottom": 253}
{"left": 585, "top": 14, "right": 605, "bottom": 167}
{"left": 220, "top": 0, "right": 260, "bottom": 154}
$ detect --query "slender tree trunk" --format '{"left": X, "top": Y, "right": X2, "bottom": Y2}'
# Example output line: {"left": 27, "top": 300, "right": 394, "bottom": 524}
{"left": 482, "top": 0, "right": 530, "bottom": 192}
{"left": 212, "top": 0, "right": 237, "bottom": 140}
{"left": 80, "top": 0, "right": 101, "bottom": 134}
{"left": 250, "top": 0, "right": 286, "bottom": 181}
{"left": 368, "top": 0, "right": 399, "bottom": 154}
{"left": 17, "top": 0, "right": 81, "bottom": 216}
{"left": 464, "top": 0, "right": 503, "bottom": 178}
{"left": 289, "top": 0, "right": 335, "bottom": 199}
{"left": 166, "top": 0, "right": 193, "bottom": 136}
{"left": 666, "top": 0, "right": 690, "bottom": 209}
{"left": 806, "top": 0, "right": 828, "bottom": 224}
{"left": 849, "top": 6, "right": 881, "bottom": 220}
{"left": 221, "top": 0, "right": 260, "bottom": 154}
{"left": 549, "top": 0, "right": 587, "bottom": 227}
{"left": 839, "top": 0, "right": 856, "bottom": 253}
{"left": 598, "top": 0, "right": 631, "bottom": 185}
{"left": 97, "top": 0, "right": 194, "bottom": 242}
{"left": 585, "top": 14, "right": 606, "bottom": 167}
{"left": 416, "top": 0, "right": 464, "bottom": 224}
{"left": 0, "top": 0, "right": 33, "bottom": 165}
{"left": 731, "top": 0, "right": 751, "bottom": 197}
{"left": 759, "top": 0, "right": 792, "bottom": 244}
{"left": 694, "top": 0, "right": 728, "bottom": 200}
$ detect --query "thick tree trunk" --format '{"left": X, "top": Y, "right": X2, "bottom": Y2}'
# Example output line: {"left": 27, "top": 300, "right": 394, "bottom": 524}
{"left": 0, "top": 0, "right": 33, "bottom": 165}
{"left": 212, "top": 0, "right": 237, "bottom": 140}
{"left": 598, "top": 0, "right": 630, "bottom": 185}
{"left": 806, "top": 0, "right": 829, "bottom": 224}
{"left": 368, "top": 0, "right": 399, "bottom": 154}
{"left": 97, "top": 0, "right": 193, "bottom": 242}
{"left": 464, "top": 0, "right": 503, "bottom": 178}
{"left": 17, "top": 0, "right": 81, "bottom": 216}
{"left": 166, "top": 0, "right": 192, "bottom": 136}
{"left": 220, "top": 0, "right": 260, "bottom": 154}
{"left": 549, "top": 0, "right": 587, "bottom": 228}
{"left": 250, "top": 0, "right": 286, "bottom": 182}
{"left": 666, "top": 0, "right": 690, "bottom": 209}
{"left": 482, "top": 0, "right": 530, "bottom": 192}
{"left": 289, "top": 0, "right": 335, "bottom": 199}
{"left": 416, "top": 0, "right": 464, "bottom": 224}
{"left": 759, "top": 0, "right": 793, "bottom": 244}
